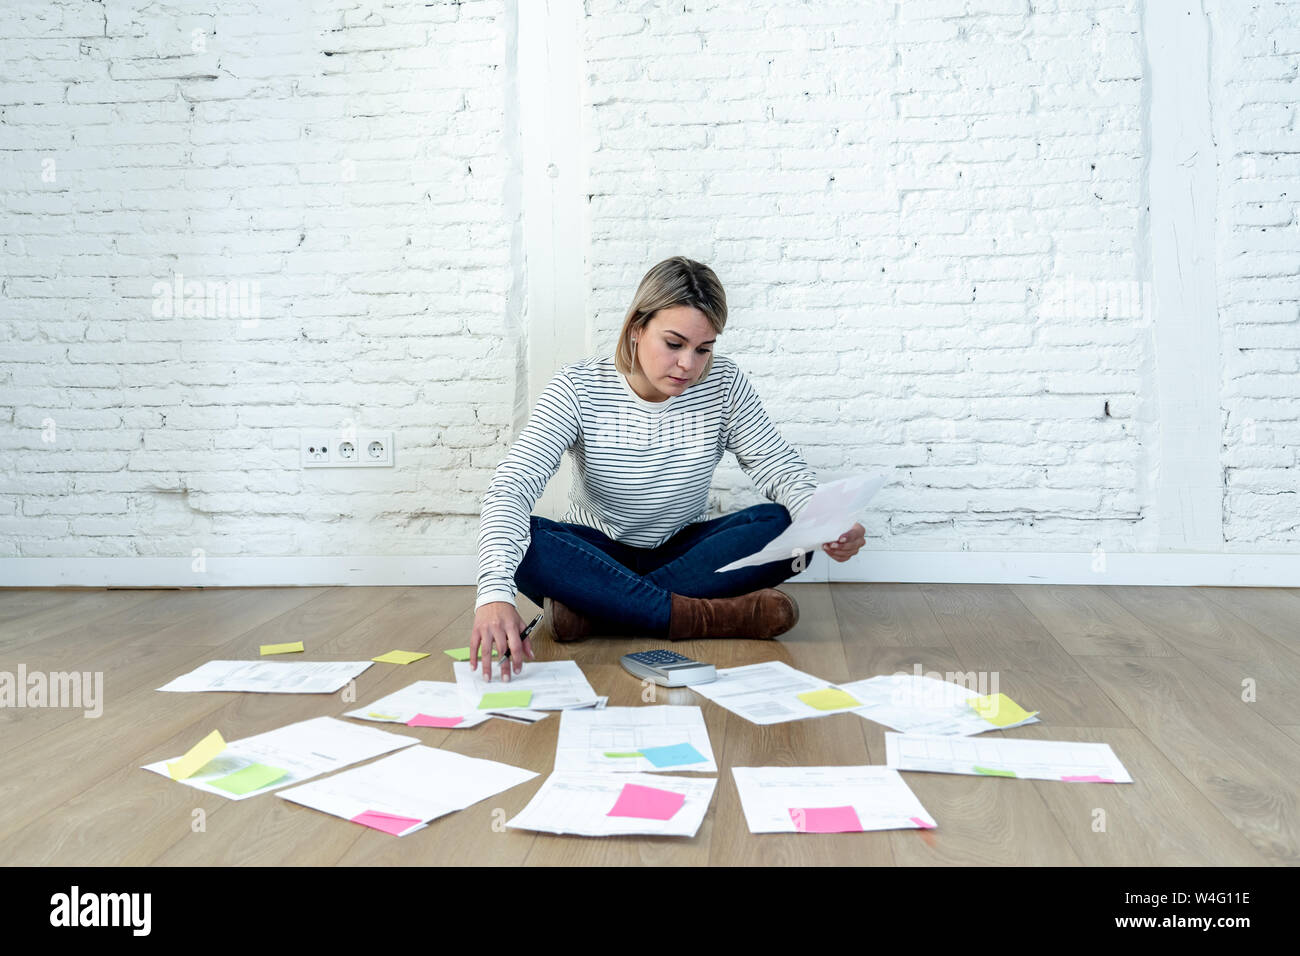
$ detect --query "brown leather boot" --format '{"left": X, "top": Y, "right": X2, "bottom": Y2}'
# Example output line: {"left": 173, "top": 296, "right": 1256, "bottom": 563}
{"left": 667, "top": 588, "right": 800, "bottom": 641}
{"left": 541, "top": 596, "right": 596, "bottom": 643}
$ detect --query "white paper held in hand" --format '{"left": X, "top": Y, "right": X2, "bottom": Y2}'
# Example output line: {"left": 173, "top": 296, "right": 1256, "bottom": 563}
{"left": 714, "top": 473, "right": 887, "bottom": 573}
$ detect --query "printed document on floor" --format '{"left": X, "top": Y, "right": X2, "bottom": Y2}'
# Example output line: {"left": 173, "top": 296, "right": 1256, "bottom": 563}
{"left": 156, "top": 659, "right": 373, "bottom": 694}
{"left": 841, "top": 674, "right": 1040, "bottom": 735}
{"left": 884, "top": 732, "right": 1133, "bottom": 782}
{"left": 506, "top": 772, "right": 716, "bottom": 837}
{"left": 732, "top": 765, "right": 937, "bottom": 833}
{"left": 554, "top": 705, "right": 717, "bottom": 773}
{"left": 689, "top": 660, "right": 860, "bottom": 725}
{"left": 278, "top": 744, "right": 538, "bottom": 835}
{"left": 452, "top": 660, "right": 600, "bottom": 711}
{"left": 345, "top": 680, "right": 493, "bottom": 728}
{"left": 141, "top": 717, "right": 418, "bottom": 799}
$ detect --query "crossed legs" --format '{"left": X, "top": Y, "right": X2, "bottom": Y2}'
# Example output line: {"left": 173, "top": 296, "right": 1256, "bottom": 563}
{"left": 513, "top": 504, "right": 815, "bottom": 637}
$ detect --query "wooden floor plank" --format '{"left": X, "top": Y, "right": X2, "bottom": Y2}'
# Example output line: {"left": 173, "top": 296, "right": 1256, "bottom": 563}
{"left": 1015, "top": 725, "right": 1268, "bottom": 866}
{"left": 0, "top": 589, "right": 168, "bottom": 656}
{"left": 1103, "top": 585, "right": 1300, "bottom": 726}
{"left": 0, "top": 589, "right": 97, "bottom": 625}
{"left": 921, "top": 584, "right": 1135, "bottom": 728}
{"left": 2, "top": 583, "right": 1295, "bottom": 866}
{"left": 1008, "top": 585, "right": 1178, "bottom": 657}
{"left": 0, "top": 586, "right": 412, "bottom": 846}
{"left": 1076, "top": 656, "right": 1300, "bottom": 865}
{"left": 1198, "top": 587, "right": 1300, "bottom": 658}
{"left": 857, "top": 714, "right": 1084, "bottom": 865}
{"left": 832, "top": 582, "right": 953, "bottom": 650}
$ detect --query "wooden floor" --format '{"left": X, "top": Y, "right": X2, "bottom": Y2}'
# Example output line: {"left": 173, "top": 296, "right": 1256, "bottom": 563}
{"left": 0, "top": 582, "right": 1297, "bottom": 866}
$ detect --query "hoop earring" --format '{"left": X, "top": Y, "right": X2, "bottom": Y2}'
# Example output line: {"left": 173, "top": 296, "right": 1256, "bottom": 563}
{"left": 630, "top": 338, "right": 637, "bottom": 371}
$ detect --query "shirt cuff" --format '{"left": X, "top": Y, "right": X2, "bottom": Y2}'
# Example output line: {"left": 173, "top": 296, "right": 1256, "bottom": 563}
{"left": 475, "top": 589, "right": 518, "bottom": 611}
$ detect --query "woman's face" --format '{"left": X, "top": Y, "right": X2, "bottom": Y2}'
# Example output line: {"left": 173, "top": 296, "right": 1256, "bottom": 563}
{"left": 629, "top": 305, "right": 716, "bottom": 402}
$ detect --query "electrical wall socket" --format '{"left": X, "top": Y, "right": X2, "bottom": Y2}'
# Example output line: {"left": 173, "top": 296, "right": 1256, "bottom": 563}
{"left": 300, "top": 431, "right": 394, "bottom": 468}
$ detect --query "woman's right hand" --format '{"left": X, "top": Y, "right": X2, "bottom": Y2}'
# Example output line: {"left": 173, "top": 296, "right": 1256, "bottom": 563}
{"left": 471, "top": 602, "right": 534, "bottom": 682}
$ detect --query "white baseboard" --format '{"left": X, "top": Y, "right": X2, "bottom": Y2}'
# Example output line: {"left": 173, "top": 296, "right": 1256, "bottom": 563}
{"left": 2, "top": 551, "right": 1298, "bottom": 588}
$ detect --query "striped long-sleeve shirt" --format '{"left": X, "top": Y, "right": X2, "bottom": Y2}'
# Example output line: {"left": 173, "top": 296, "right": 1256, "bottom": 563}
{"left": 474, "top": 353, "right": 819, "bottom": 609}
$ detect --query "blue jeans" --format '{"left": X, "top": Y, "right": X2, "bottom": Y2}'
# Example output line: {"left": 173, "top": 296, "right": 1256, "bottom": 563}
{"left": 514, "top": 503, "right": 815, "bottom": 635}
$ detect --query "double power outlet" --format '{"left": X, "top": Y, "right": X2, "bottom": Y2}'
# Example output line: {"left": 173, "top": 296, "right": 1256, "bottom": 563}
{"left": 300, "top": 430, "right": 394, "bottom": 469}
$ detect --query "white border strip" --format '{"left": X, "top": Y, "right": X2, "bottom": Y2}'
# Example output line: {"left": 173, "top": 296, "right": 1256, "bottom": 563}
{"left": 3, "top": 552, "right": 1297, "bottom": 588}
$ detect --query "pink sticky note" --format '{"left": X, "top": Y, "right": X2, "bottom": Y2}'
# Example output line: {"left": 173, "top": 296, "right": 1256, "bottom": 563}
{"left": 351, "top": 810, "right": 423, "bottom": 836}
{"left": 606, "top": 783, "right": 686, "bottom": 821}
{"left": 909, "top": 816, "right": 936, "bottom": 829}
{"left": 1061, "top": 775, "right": 1114, "bottom": 783}
{"left": 788, "top": 805, "right": 864, "bottom": 833}
{"left": 407, "top": 714, "right": 464, "bottom": 728}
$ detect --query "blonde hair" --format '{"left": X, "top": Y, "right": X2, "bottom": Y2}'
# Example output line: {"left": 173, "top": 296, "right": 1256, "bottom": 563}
{"left": 614, "top": 256, "right": 728, "bottom": 382}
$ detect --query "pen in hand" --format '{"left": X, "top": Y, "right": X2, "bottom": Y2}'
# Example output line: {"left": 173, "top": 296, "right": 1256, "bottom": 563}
{"left": 504, "top": 612, "right": 543, "bottom": 661}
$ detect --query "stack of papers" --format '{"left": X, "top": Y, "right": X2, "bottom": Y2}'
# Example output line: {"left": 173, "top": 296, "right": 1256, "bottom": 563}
{"left": 732, "top": 766, "right": 937, "bottom": 833}
{"left": 554, "top": 706, "right": 717, "bottom": 774}
{"left": 840, "top": 674, "right": 1039, "bottom": 735}
{"left": 506, "top": 772, "right": 717, "bottom": 837}
{"left": 884, "top": 733, "right": 1133, "bottom": 782}
{"left": 278, "top": 745, "right": 538, "bottom": 836}
{"left": 157, "top": 660, "right": 373, "bottom": 694}
{"left": 141, "top": 717, "right": 418, "bottom": 799}
{"left": 452, "top": 660, "right": 600, "bottom": 711}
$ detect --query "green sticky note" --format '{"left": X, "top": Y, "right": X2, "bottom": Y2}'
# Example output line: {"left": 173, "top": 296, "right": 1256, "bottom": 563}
{"left": 445, "top": 647, "right": 497, "bottom": 661}
{"left": 479, "top": 690, "right": 532, "bottom": 710}
{"left": 797, "top": 687, "right": 862, "bottom": 711}
{"left": 969, "top": 692, "right": 1036, "bottom": 727}
{"left": 373, "top": 650, "right": 429, "bottom": 665}
{"left": 973, "top": 765, "right": 1017, "bottom": 778}
{"left": 210, "top": 763, "right": 289, "bottom": 795}
{"left": 603, "top": 752, "right": 644, "bottom": 759}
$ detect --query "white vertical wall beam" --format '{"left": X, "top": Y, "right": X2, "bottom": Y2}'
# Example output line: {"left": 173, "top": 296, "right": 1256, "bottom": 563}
{"left": 516, "top": 0, "right": 589, "bottom": 519}
{"left": 1143, "top": 0, "right": 1224, "bottom": 550}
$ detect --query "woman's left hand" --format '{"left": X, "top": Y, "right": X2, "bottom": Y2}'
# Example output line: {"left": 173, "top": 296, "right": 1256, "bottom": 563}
{"left": 822, "top": 522, "right": 865, "bottom": 563}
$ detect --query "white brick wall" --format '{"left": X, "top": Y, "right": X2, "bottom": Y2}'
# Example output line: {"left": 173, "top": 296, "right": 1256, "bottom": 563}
{"left": 0, "top": 0, "right": 1297, "bottom": 578}
{"left": 1211, "top": 0, "right": 1300, "bottom": 547}
{"left": 584, "top": 0, "right": 1154, "bottom": 553}
{"left": 1, "top": 0, "right": 516, "bottom": 561}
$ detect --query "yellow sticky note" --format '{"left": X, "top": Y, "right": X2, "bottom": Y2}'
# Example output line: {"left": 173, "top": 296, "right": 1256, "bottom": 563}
{"left": 367, "top": 712, "right": 400, "bottom": 720}
{"left": 970, "top": 693, "right": 1036, "bottom": 727}
{"left": 372, "top": 650, "right": 430, "bottom": 665}
{"left": 797, "top": 687, "right": 862, "bottom": 711}
{"left": 260, "top": 641, "right": 304, "bottom": 656}
{"left": 167, "top": 730, "right": 226, "bottom": 781}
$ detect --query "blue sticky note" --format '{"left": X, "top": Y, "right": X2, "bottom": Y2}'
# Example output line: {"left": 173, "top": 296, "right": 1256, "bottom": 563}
{"left": 638, "top": 742, "right": 707, "bottom": 769}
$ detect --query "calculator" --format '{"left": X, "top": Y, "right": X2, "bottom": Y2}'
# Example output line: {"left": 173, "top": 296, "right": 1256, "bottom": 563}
{"left": 620, "top": 650, "right": 717, "bottom": 687}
